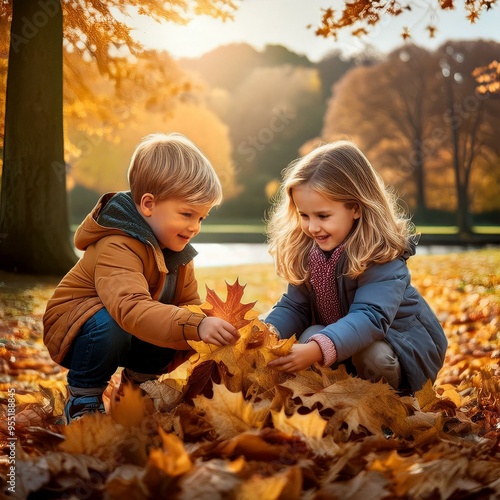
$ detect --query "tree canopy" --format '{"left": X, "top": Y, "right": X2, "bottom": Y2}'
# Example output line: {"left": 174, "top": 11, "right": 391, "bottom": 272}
{"left": 0, "top": 0, "right": 240, "bottom": 274}
{"left": 314, "top": 0, "right": 498, "bottom": 42}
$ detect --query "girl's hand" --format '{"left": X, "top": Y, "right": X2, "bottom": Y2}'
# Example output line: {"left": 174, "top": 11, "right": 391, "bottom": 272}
{"left": 267, "top": 342, "right": 323, "bottom": 373}
{"left": 198, "top": 317, "right": 240, "bottom": 347}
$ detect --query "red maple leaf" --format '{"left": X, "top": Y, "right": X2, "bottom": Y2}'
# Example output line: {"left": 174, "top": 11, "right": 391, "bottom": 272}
{"left": 201, "top": 279, "right": 256, "bottom": 330}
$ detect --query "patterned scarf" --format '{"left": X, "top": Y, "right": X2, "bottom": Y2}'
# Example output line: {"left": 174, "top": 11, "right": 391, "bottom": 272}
{"left": 309, "top": 244, "right": 344, "bottom": 325}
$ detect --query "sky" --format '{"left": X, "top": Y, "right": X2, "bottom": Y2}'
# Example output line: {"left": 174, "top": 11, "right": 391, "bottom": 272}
{"left": 129, "top": 0, "right": 500, "bottom": 61}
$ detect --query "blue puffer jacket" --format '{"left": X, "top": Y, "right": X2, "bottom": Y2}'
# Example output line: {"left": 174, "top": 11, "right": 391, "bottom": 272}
{"left": 265, "top": 242, "right": 447, "bottom": 392}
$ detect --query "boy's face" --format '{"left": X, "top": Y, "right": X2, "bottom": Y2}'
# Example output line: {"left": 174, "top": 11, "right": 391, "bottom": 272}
{"left": 142, "top": 196, "right": 212, "bottom": 251}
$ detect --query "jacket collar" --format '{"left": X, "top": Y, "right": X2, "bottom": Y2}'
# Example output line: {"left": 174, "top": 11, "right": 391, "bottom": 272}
{"left": 96, "top": 191, "right": 198, "bottom": 273}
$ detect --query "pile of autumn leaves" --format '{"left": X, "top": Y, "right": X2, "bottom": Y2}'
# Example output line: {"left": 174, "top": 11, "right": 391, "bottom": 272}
{"left": 3, "top": 267, "right": 500, "bottom": 499}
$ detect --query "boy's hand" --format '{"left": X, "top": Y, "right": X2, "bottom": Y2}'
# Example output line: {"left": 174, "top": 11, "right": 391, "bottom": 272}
{"left": 198, "top": 317, "right": 240, "bottom": 347}
{"left": 267, "top": 342, "right": 322, "bottom": 373}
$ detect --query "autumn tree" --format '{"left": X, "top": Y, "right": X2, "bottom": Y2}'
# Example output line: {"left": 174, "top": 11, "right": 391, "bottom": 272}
{"left": 314, "top": 0, "right": 498, "bottom": 44}
{"left": 435, "top": 41, "right": 500, "bottom": 235}
{"left": 318, "top": 40, "right": 500, "bottom": 225}
{"left": 0, "top": 0, "right": 237, "bottom": 275}
{"left": 320, "top": 45, "right": 441, "bottom": 213}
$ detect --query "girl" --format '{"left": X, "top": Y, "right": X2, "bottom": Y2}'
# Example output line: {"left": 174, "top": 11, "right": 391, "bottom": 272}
{"left": 264, "top": 141, "right": 447, "bottom": 393}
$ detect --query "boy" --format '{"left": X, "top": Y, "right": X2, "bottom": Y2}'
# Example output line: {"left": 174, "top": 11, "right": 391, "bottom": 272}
{"left": 43, "top": 133, "right": 239, "bottom": 422}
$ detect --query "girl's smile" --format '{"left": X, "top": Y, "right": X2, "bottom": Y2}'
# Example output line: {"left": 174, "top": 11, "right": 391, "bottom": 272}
{"left": 291, "top": 185, "right": 360, "bottom": 252}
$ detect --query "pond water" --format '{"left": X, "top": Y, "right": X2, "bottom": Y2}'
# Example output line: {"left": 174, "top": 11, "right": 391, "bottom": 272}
{"left": 193, "top": 243, "right": 273, "bottom": 268}
{"left": 192, "top": 243, "right": 491, "bottom": 268}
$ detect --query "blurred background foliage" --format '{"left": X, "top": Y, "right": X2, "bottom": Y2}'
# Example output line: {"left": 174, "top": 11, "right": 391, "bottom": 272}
{"left": 0, "top": 6, "right": 498, "bottom": 231}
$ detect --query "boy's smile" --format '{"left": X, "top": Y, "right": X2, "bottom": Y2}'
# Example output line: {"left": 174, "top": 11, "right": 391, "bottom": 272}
{"left": 140, "top": 195, "right": 212, "bottom": 251}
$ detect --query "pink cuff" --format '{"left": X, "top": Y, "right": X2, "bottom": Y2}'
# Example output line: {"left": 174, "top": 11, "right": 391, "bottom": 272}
{"left": 309, "top": 334, "right": 338, "bottom": 366}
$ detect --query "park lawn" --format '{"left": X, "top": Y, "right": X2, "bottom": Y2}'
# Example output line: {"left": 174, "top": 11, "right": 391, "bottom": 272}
{"left": 0, "top": 248, "right": 499, "bottom": 498}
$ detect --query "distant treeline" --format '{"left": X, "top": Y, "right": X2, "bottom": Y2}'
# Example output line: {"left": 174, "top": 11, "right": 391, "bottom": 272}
{"left": 67, "top": 41, "right": 500, "bottom": 233}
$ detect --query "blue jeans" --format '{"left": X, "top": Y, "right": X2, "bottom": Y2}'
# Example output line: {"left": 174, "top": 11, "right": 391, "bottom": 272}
{"left": 62, "top": 308, "right": 177, "bottom": 389}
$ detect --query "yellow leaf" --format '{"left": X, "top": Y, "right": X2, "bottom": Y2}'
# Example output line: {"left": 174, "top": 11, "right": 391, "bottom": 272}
{"left": 193, "top": 383, "right": 269, "bottom": 440}
{"left": 416, "top": 380, "right": 441, "bottom": 411}
{"left": 59, "top": 413, "right": 127, "bottom": 461}
{"left": 15, "top": 393, "right": 42, "bottom": 405}
{"left": 272, "top": 407, "right": 326, "bottom": 439}
{"left": 436, "top": 384, "right": 462, "bottom": 407}
{"left": 267, "top": 335, "right": 297, "bottom": 358}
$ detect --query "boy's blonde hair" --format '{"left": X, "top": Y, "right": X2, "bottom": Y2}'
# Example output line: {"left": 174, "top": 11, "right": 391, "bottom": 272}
{"left": 266, "top": 140, "right": 411, "bottom": 285}
{"left": 128, "top": 132, "right": 223, "bottom": 206}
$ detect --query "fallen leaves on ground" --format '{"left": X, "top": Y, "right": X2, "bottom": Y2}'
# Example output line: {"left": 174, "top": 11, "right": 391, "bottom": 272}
{"left": 0, "top": 250, "right": 499, "bottom": 499}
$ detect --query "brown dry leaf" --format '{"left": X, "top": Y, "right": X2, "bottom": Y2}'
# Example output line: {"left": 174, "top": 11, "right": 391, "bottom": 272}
{"left": 243, "top": 352, "right": 292, "bottom": 395}
{"left": 193, "top": 383, "right": 269, "bottom": 440}
{"left": 176, "top": 457, "right": 246, "bottom": 499}
{"left": 142, "top": 377, "right": 185, "bottom": 411}
{"left": 285, "top": 376, "right": 409, "bottom": 437}
{"left": 473, "top": 366, "right": 500, "bottom": 409}
{"left": 173, "top": 402, "right": 217, "bottom": 442}
{"left": 284, "top": 367, "right": 327, "bottom": 394}
{"left": 369, "top": 449, "right": 481, "bottom": 499}
{"left": 17, "top": 451, "right": 111, "bottom": 498}
{"left": 245, "top": 323, "right": 268, "bottom": 349}
{"left": 211, "top": 431, "right": 300, "bottom": 461}
{"left": 9, "top": 405, "right": 48, "bottom": 431}
{"left": 316, "top": 469, "right": 390, "bottom": 500}
{"left": 417, "top": 379, "right": 446, "bottom": 411}
{"left": 395, "top": 410, "right": 441, "bottom": 439}
{"left": 201, "top": 279, "right": 256, "bottom": 329}
{"left": 218, "top": 359, "right": 244, "bottom": 394}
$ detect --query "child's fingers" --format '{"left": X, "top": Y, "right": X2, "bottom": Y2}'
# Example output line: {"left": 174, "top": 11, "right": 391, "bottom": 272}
{"left": 268, "top": 355, "right": 290, "bottom": 369}
{"left": 222, "top": 321, "right": 240, "bottom": 338}
{"left": 219, "top": 327, "right": 240, "bottom": 344}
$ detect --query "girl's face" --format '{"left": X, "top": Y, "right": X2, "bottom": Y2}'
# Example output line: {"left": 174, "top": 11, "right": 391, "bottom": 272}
{"left": 292, "top": 185, "right": 360, "bottom": 252}
{"left": 140, "top": 195, "right": 212, "bottom": 251}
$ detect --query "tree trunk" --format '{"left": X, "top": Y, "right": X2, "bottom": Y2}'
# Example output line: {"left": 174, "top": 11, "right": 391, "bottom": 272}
{"left": 0, "top": 0, "right": 77, "bottom": 275}
{"left": 413, "top": 136, "right": 426, "bottom": 212}
{"left": 444, "top": 76, "right": 472, "bottom": 238}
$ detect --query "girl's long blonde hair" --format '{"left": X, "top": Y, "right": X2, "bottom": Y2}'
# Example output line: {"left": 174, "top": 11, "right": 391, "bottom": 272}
{"left": 266, "top": 141, "right": 411, "bottom": 285}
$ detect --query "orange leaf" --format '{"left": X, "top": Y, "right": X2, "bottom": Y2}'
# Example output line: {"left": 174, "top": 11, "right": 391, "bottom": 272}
{"left": 110, "top": 383, "right": 148, "bottom": 428}
{"left": 237, "top": 466, "right": 302, "bottom": 500}
{"left": 147, "top": 428, "right": 192, "bottom": 476}
{"left": 268, "top": 335, "right": 297, "bottom": 358}
{"left": 201, "top": 279, "right": 256, "bottom": 329}
{"left": 59, "top": 413, "right": 127, "bottom": 461}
